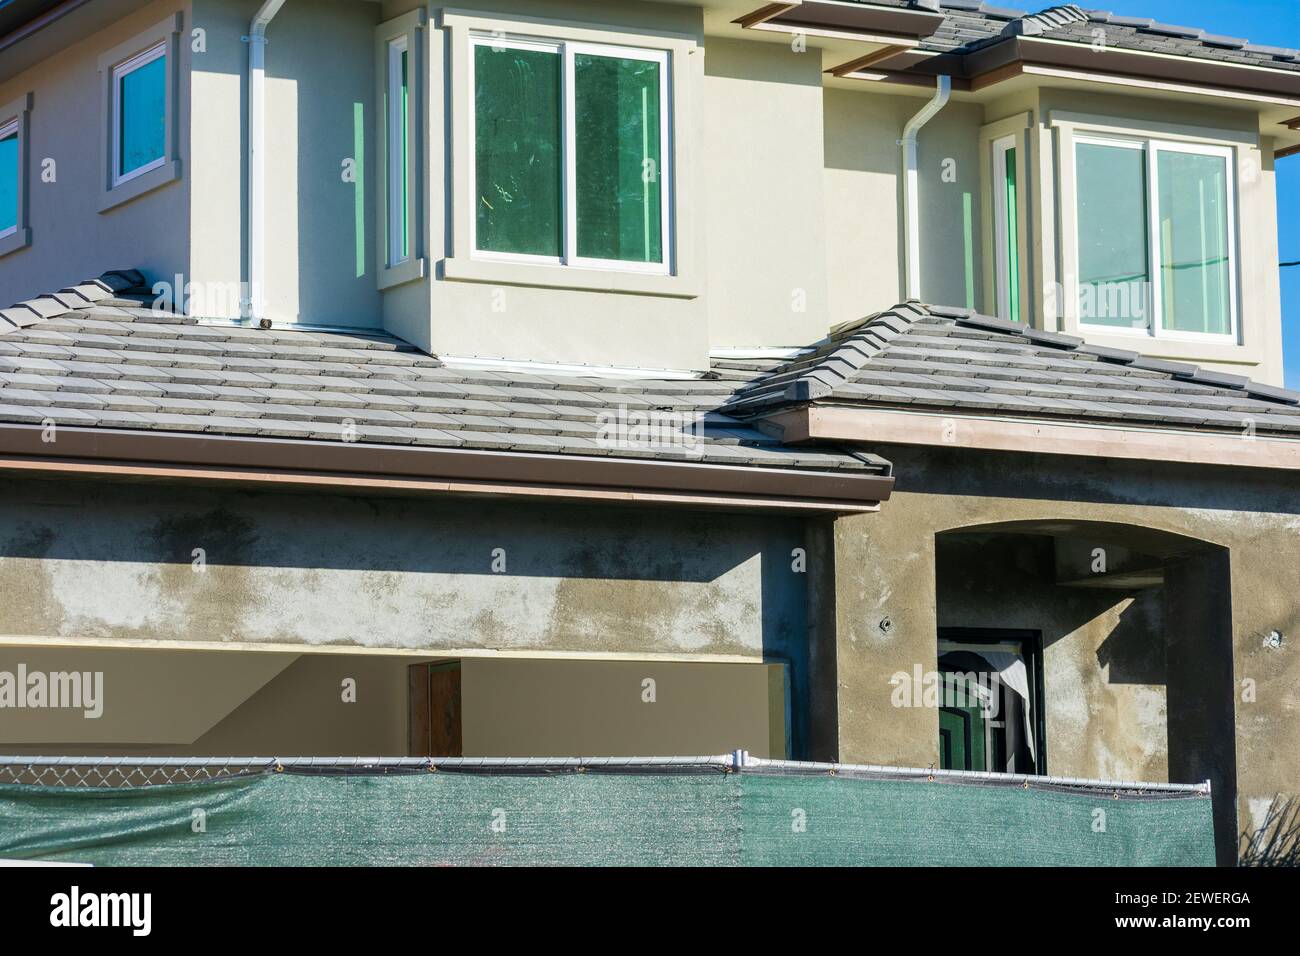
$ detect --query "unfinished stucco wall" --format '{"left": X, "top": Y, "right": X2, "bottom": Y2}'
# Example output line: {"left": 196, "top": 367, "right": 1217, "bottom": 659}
{"left": 821, "top": 443, "right": 1299, "bottom": 861}
{"left": 0, "top": 477, "right": 805, "bottom": 659}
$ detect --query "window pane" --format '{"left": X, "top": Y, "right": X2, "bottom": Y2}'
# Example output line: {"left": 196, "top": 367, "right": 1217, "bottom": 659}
{"left": 119, "top": 53, "right": 166, "bottom": 177}
{"left": 400, "top": 49, "right": 409, "bottom": 260}
{"left": 474, "top": 44, "right": 561, "bottom": 257}
{"left": 1003, "top": 146, "right": 1020, "bottom": 323}
{"left": 0, "top": 132, "right": 16, "bottom": 234}
{"left": 1076, "top": 143, "right": 1148, "bottom": 329}
{"left": 388, "top": 42, "right": 410, "bottom": 265}
{"left": 1157, "top": 150, "right": 1231, "bottom": 336}
{"left": 574, "top": 53, "right": 662, "bottom": 264}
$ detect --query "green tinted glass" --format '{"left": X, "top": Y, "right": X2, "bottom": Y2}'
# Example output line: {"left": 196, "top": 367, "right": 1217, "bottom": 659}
{"left": 1076, "top": 142, "right": 1148, "bottom": 329}
{"left": 1003, "top": 146, "right": 1020, "bottom": 323}
{"left": 119, "top": 54, "right": 166, "bottom": 177}
{"left": 474, "top": 44, "right": 562, "bottom": 257}
{"left": 397, "top": 46, "right": 408, "bottom": 260}
{"left": 0, "top": 132, "right": 16, "bottom": 234}
{"left": 1157, "top": 150, "right": 1231, "bottom": 336}
{"left": 574, "top": 53, "right": 662, "bottom": 264}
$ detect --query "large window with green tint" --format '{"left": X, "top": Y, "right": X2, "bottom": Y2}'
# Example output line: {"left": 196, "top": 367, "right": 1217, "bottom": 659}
{"left": 0, "top": 120, "right": 16, "bottom": 238}
{"left": 1074, "top": 135, "right": 1236, "bottom": 340}
{"left": 471, "top": 35, "right": 670, "bottom": 271}
{"left": 112, "top": 42, "right": 167, "bottom": 186}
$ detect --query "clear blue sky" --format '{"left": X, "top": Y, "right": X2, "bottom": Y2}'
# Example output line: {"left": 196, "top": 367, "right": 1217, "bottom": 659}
{"left": 1098, "top": 0, "right": 1299, "bottom": 385}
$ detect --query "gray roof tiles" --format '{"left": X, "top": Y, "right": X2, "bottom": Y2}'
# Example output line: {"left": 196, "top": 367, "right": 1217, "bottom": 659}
{"left": 0, "top": 271, "right": 887, "bottom": 476}
{"left": 725, "top": 301, "right": 1300, "bottom": 437}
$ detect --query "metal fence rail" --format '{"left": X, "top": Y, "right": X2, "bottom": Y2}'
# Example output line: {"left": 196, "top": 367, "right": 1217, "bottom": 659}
{"left": 0, "top": 752, "right": 1210, "bottom": 798}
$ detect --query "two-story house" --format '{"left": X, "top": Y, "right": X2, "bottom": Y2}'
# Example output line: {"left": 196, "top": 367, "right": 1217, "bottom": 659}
{"left": 0, "top": 0, "right": 1297, "bottom": 864}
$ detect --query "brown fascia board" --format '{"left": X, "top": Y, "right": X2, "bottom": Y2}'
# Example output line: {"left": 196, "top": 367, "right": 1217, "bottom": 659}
{"left": 966, "top": 36, "right": 1300, "bottom": 100}
{"left": 780, "top": 404, "right": 1300, "bottom": 472}
{"left": 0, "top": 424, "right": 893, "bottom": 513}
{"left": 737, "top": 1, "right": 944, "bottom": 40}
{"left": 1278, "top": 142, "right": 1300, "bottom": 159}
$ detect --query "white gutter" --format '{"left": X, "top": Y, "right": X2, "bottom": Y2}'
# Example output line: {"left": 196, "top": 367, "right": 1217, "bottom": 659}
{"left": 245, "top": 0, "right": 289, "bottom": 323}
{"left": 899, "top": 75, "right": 950, "bottom": 301}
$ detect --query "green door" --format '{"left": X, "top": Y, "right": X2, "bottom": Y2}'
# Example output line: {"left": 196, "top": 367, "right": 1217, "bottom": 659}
{"left": 939, "top": 673, "right": 987, "bottom": 772}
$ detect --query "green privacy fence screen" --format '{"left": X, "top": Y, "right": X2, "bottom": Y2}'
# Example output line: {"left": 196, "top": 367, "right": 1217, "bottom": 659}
{"left": 0, "top": 757, "right": 1215, "bottom": 866}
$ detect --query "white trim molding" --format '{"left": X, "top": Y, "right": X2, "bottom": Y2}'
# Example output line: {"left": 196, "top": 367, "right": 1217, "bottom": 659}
{"left": 0, "top": 92, "right": 32, "bottom": 259}
{"left": 96, "top": 13, "right": 183, "bottom": 214}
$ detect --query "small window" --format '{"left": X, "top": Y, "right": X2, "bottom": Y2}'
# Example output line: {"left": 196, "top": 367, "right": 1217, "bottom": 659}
{"left": 470, "top": 34, "right": 670, "bottom": 273}
{"left": 386, "top": 35, "right": 411, "bottom": 267}
{"left": 992, "top": 136, "right": 1020, "bottom": 323}
{"left": 938, "top": 632, "right": 1044, "bottom": 775}
{"left": 1075, "top": 135, "right": 1236, "bottom": 340}
{"left": 112, "top": 41, "right": 167, "bottom": 187}
{"left": 0, "top": 119, "right": 17, "bottom": 239}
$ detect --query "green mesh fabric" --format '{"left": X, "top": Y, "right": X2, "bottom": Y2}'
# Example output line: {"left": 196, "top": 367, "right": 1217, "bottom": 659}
{"left": 0, "top": 771, "right": 1214, "bottom": 866}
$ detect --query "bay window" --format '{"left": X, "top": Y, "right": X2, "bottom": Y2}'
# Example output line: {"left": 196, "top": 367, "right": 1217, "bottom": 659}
{"left": 470, "top": 34, "right": 671, "bottom": 273}
{"left": 1074, "top": 134, "right": 1237, "bottom": 340}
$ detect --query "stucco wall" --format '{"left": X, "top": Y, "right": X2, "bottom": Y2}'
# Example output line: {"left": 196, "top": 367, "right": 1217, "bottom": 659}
{"left": 0, "top": 476, "right": 807, "bottom": 662}
{"left": 819, "top": 443, "right": 1299, "bottom": 860}
{"left": 0, "top": 0, "right": 191, "bottom": 309}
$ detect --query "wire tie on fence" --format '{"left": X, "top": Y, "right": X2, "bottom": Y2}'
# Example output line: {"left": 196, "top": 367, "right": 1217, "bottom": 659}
{"left": 274, "top": 760, "right": 284, "bottom": 773}
{"left": 1023, "top": 781, "right": 1029, "bottom": 790}
{"left": 427, "top": 760, "right": 436, "bottom": 773}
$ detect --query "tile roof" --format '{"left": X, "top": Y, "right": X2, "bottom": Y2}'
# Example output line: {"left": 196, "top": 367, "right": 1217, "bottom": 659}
{"left": 724, "top": 302, "right": 1300, "bottom": 437}
{"left": 0, "top": 271, "right": 888, "bottom": 475}
{"left": 855, "top": 1, "right": 1300, "bottom": 73}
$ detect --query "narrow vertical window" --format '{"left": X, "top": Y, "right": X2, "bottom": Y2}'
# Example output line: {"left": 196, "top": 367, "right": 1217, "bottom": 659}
{"left": 112, "top": 42, "right": 167, "bottom": 186}
{"left": 387, "top": 35, "right": 411, "bottom": 266}
{"left": 992, "top": 137, "right": 1020, "bottom": 323}
{"left": 471, "top": 35, "right": 671, "bottom": 272}
{"left": 0, "top": 120, "right": 17, "bottom": 239}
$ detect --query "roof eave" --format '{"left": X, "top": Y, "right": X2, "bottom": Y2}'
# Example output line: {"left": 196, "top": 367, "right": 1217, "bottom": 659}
{"left": 0, "top": 423, "right": 893, "bottom": 515}
{"left": 772, "top": 404, "right": 1300, "bottom": 472}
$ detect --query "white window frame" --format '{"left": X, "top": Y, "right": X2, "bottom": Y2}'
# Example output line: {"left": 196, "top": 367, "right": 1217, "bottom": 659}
{"left": 467, "top": 31, "right": 673, "bottom": 276}
{"left": 1074, "top": 132, "right": 1238, "bottom": 344}
{"left": 110, "top": 40, "right": 168, "bottom": 188}
{"left": 991, "top": 135, "right": 1016, "bottom": 323}
{"left": 0, "top": 118, "right": 18, "bottom": 241}
{"left": 386, "top": 34, "right": 411, "bottom": 268}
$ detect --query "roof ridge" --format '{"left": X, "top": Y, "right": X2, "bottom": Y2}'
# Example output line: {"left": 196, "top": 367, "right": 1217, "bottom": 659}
{"left": 1005, "top": 3, "right": 1088, "bottom": 37}
{"left": 0, "top": 269, "right": 153, "bottom": 333}
{"left": 724, "top": 303, "right": 935, "bottom": 412}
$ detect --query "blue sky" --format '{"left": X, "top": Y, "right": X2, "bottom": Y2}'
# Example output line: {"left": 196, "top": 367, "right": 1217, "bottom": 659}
{"left": 1099, "top": 0, "right": 1299, "bottom": 385}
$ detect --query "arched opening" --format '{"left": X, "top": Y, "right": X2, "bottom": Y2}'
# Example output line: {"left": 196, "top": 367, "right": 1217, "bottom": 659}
{"left": 935, "top": 519, "right": 1236, "bottom": 865}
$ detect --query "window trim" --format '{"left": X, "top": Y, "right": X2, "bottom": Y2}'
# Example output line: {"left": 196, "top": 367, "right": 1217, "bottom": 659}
{"left": 375, "top": 8, "right": 426, "bottom": 290}
{"left": 467, "top": 31, "right": 673, "bottom": 276}
{"left": 1072, "top": 131, "right": 1239, "bottom": 344}
{"left": 991, "top": 135, "right": 1019, "bottom": 323}
{"left": 110, "top": 41, "right": 168, "bottom": 188}
{"left": 0, "top": 93, "right": 32, "bottom": 259}
{"left": 0, "top": 119, "right": 19, "bottom": 241}
{"left": 437, "top": 9, "right": 699, "bottom": 299}
{"left": 96, "top": 14, "right": 183, "bottom": 214}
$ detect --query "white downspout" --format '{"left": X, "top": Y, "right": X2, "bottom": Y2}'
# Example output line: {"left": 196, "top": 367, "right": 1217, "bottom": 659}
{"left": 246, "top": 0, "right": 288, "bottom": 324}
{"left": 900, "top": 75, "right": 951, "bottom": 301}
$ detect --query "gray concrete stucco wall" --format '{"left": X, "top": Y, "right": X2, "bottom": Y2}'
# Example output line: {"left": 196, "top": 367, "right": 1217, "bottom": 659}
{"left": 0, "top": 475, "right": 808, "bottom": 664}
{"left": 816, "top": 443, "right": 1299, "bottom": 860}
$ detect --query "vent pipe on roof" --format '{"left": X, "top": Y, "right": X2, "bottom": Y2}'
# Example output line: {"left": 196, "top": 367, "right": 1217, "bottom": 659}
{"left": 244, "top": 0, "right": 289, "bottom": 323}
{"left": 899, "top": 74, "right": 951, "bottom": 301}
